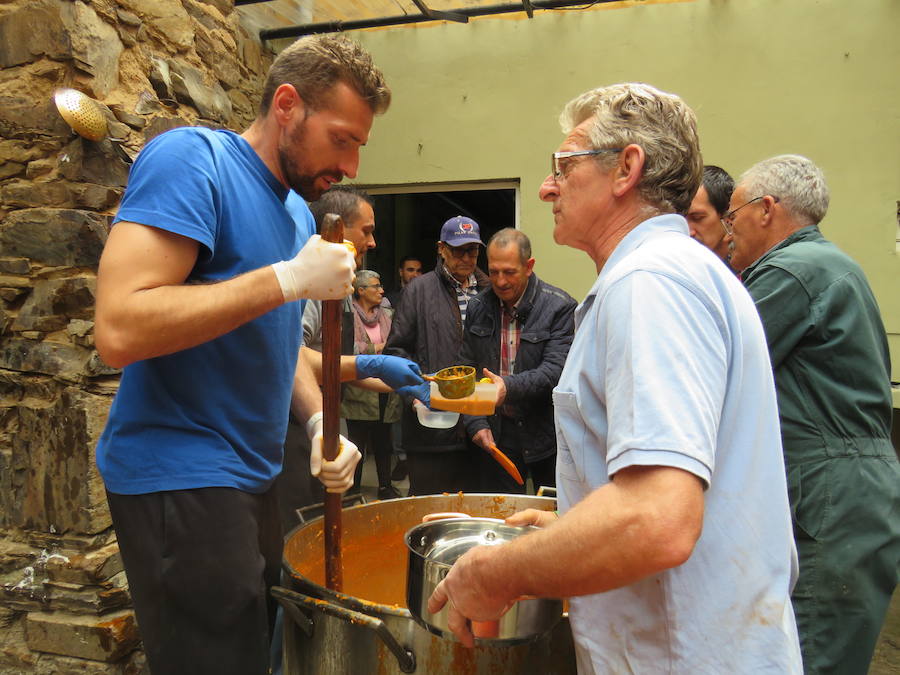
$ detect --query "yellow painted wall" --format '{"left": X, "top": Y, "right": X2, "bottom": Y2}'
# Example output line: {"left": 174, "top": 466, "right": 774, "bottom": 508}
{"left": 314, "top": 0, "right": 899, "bottom": 379}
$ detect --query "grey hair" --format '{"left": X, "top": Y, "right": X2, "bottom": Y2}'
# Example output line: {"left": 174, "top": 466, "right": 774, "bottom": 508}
{"left": 559, "top": 83, "right": 702, "bottom": 214}
{"left": 488, "top": 227, "right": 532, "bottom": 263}
{"left": 738, "top": 155, "right": 829, "bottom": 226}
{"left": 352, "top": 269, "right": 381, "bottom": 296}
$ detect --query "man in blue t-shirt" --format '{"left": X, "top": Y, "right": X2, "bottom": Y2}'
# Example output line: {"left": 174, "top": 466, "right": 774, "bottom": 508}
{"left": 94, "top": 35, "right": 422, "bottom": 675}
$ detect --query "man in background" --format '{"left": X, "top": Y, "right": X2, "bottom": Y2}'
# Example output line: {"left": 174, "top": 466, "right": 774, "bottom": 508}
{"left": 385, "top": 216, "right": 490, "bottom": 495}
{"left": 727, "top": 154, "right": 900, "bottom": 674}
{"left": 278, "top": 185, "right": 377, "bottom": 525}
{"left": 385, "top": 254, "right": 423, "bottom": 481}
{"left": 460, "top": 228, "right": 576, "bottom": 493}
{"left": 386, "top": 254, "right": 423, "bottom": 310}
{"left": 686, "top": 164, "right": 734, "bottom": 265}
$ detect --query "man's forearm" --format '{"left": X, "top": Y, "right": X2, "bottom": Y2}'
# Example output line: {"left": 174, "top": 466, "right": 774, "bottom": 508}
{"left": 96, "top": 266, "right": 284, "bottom": 368}
{"left": 300, "top": 347, "right": 373, "bottom": 385}
{"left": 482, "top": 466, "right": 704, "bottom": 601}
{"left": 291, "top": 349, "right": 324, "bottom": 426}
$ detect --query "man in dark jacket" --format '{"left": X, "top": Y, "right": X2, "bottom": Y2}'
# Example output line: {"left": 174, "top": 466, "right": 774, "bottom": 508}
{"left": 384, "top": 216, "right": 490, "bottom": 495}
{"left": 459, "top": 228, "right": 576, "bottom": 493}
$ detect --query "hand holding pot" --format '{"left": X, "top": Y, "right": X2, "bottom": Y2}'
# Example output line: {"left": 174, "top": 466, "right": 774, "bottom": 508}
{"left": 426, "top": 545, "right": 516, "bottom": 649}
{"left": 505, "top": 508, "right": 559, "bottom": 529}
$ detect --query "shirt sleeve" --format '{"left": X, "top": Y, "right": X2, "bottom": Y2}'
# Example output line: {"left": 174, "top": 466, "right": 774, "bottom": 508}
{"left": 113, "top": 129, "right": 219, "bottom": 254}
{"left": 744, "top": 265, "right": 812, "bottom": 369}
{"left": 302, "top": 300, "right": 323, "bottom": 351}
{"left": 599, "top": 270, "right": 728, "bottom": 486}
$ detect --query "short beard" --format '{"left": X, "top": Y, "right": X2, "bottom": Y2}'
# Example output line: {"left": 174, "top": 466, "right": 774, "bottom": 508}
{"left": 278, "top": 116, "right": 339, "bottom": 201}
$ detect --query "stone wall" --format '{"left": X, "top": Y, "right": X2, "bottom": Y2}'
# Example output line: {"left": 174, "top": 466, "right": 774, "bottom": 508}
{"left": 0, "top": 1, "right": 272, "bottom": 671}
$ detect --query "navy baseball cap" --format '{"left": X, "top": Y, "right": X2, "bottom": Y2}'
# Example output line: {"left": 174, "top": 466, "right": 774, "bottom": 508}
{"left": 440, "top": 216, "right": 484, "bottom": 247}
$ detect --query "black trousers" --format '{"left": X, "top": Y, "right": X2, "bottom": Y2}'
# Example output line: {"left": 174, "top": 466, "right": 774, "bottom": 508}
{"left": 275, "top": 419, "right": 325, "bottom": 532}
{"left": 478, "top": 418, "right": 557, "bottom": 494}
{"left": 107, "top": 486, "right": 282, "bottom": 675}
{"left": 406, "top": 450, "right": 481, "bottom": 496}
{"left": 347, "top": 419, "right": 394, "bottom": 490}
{"left": 477, "top": 445, "right": 557, "bottom": 494}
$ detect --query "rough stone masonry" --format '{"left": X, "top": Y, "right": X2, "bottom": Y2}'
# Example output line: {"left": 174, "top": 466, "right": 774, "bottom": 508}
{"left": 0, "top": 0, "right": 272, "bottom": 671}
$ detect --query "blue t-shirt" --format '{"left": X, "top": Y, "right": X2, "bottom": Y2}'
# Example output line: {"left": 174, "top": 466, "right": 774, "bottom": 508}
{"left": 96, "top": 127, "right": 314, "bottom": 495}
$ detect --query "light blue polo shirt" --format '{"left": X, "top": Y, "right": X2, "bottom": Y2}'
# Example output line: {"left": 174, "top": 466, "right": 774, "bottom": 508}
{"left": 554, "top": 214, "right": 802, "bottom": 673}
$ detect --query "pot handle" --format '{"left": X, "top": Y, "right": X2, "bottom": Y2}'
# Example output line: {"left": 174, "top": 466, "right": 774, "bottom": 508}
{"left": 420, "top": 511, "right": 471, "bottom": 522}
{"left": 271, "top": 586, "right": 417, "bottom": 674}
{"left": 294, "top": 493, "right": 366, "bottom": 524}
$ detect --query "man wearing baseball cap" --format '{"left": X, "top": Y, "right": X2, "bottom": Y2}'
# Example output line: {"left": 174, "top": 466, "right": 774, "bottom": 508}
{"left": 385, "top": 215, "right": 490, "bottom": 495}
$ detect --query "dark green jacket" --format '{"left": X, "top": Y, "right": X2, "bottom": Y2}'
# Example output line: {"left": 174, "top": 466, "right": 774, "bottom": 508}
{"left": 742, "top": 225, "right": 892, "bottom": 458}
{"left": 744, "top": 225, "right": 899, "bottom": 673}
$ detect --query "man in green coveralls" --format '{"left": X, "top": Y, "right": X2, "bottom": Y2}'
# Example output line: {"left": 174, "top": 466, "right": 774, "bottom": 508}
{"left": 727, "top": 154, "right": 900, "bottom": 674}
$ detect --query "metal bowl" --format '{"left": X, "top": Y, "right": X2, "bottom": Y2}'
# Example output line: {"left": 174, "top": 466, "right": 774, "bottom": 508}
{"left": 405, "top": 517, "right": 563, "bottom": 645}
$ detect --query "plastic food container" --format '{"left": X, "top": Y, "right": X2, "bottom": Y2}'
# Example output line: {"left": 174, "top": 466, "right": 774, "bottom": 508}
{"left": 413, "top": 401, "right": 460, "bottom": 428}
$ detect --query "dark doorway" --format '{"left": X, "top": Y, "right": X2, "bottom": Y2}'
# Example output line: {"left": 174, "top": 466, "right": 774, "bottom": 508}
{"left": 364, "top": 185, "right": 518, "bottom": 294}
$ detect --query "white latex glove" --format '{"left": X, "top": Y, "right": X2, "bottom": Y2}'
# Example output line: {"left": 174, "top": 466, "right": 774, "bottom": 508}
{"left": 305, "top": 412, "right": 362, "bottom": 494}
{"left": 271, "top": 234, "right": 356, "bottom": 303}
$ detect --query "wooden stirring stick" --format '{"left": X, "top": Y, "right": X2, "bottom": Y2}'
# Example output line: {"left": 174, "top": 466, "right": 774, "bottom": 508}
{"left": 320, "top": 213, "right": 344, "bottom": 592}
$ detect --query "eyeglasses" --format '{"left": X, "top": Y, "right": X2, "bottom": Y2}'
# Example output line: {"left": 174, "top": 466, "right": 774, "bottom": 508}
{"left": 721, "top": 195, "right": 780, "bottom": 233}
{"left": 551, "top": 148, "right": 623, "bottom": 182}
{"left": 365, "top": 282, "right": 383, "bottom": 289}
{"left": 445, "top": 244, "right": 481, "bottom": 259}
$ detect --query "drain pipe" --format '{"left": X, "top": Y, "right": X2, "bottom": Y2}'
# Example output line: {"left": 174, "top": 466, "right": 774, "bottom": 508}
{"left": 250, "top": 0, "right": 622, "bottom": 41}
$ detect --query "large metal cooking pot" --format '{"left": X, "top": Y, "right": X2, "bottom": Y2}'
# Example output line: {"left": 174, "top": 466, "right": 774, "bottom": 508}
{"left": 275, "top": 494, "right": 576, "bottom": 675}
{"left": 405, "top": 517, "right": 563, "bottom": 644}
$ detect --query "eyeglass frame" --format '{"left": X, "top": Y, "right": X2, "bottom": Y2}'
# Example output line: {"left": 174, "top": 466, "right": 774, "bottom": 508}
{"left": 363, "top": 282, "right": 383, "bottom": 290}
{"left": 721, "top": 195, "right": 780, "bottom": 234}
{"left": 551, "top": 148, "right": 624, "bottom": 182}
{"left": 442, "top": 243, "right": 482, "bottom": 259}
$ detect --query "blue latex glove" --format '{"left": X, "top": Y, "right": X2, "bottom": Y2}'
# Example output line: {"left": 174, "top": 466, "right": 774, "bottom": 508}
{"left": 396, "top": 381, "right": 431, "bottom": 408}
{"left": 355, "top": 354, "right": 423, "bottom": 390}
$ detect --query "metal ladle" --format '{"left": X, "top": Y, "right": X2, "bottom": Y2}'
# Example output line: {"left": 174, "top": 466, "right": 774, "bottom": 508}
{"left": 54, "top": 88, "right": 133, "bottom": 163}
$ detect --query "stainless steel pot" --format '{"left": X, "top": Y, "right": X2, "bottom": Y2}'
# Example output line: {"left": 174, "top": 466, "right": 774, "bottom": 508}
{"left": 405, "top": 517, "right": 563, "bottom": 644}
{"left": 276, "top": 494, "right": 576, "bottom": 675}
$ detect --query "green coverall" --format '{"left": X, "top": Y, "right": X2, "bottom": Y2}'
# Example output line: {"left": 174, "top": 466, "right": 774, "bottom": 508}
{"left": 743, "top": 225, "right": 900, "bottom": 674}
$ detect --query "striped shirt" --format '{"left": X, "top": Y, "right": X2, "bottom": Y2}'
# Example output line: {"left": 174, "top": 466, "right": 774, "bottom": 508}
{"left": 499, "top": 300, "right": 520, "bottom": 377}
{"left": 445, "top": 266, "right": 480, "bottom": 331}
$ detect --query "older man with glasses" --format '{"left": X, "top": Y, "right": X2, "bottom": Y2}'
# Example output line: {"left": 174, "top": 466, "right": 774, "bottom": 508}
{"left": 384, "top": 215, "right": 491, "bottom": 495}
{"left": 728, "top": 154, "right": 900, "bottom": 675}
{"left": 427, "top": 83, "right": 802, "bottom": 673}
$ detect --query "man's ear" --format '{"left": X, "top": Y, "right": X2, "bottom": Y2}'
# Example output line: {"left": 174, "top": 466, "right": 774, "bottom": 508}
{"left": 271, "top": 83, "right": 304, "bottom": 125}
{"left": 612, "top": 145, "right": 645, "bottom": 197}
{"left": 760, "top": 195, "right": 779, "bottom": 228}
